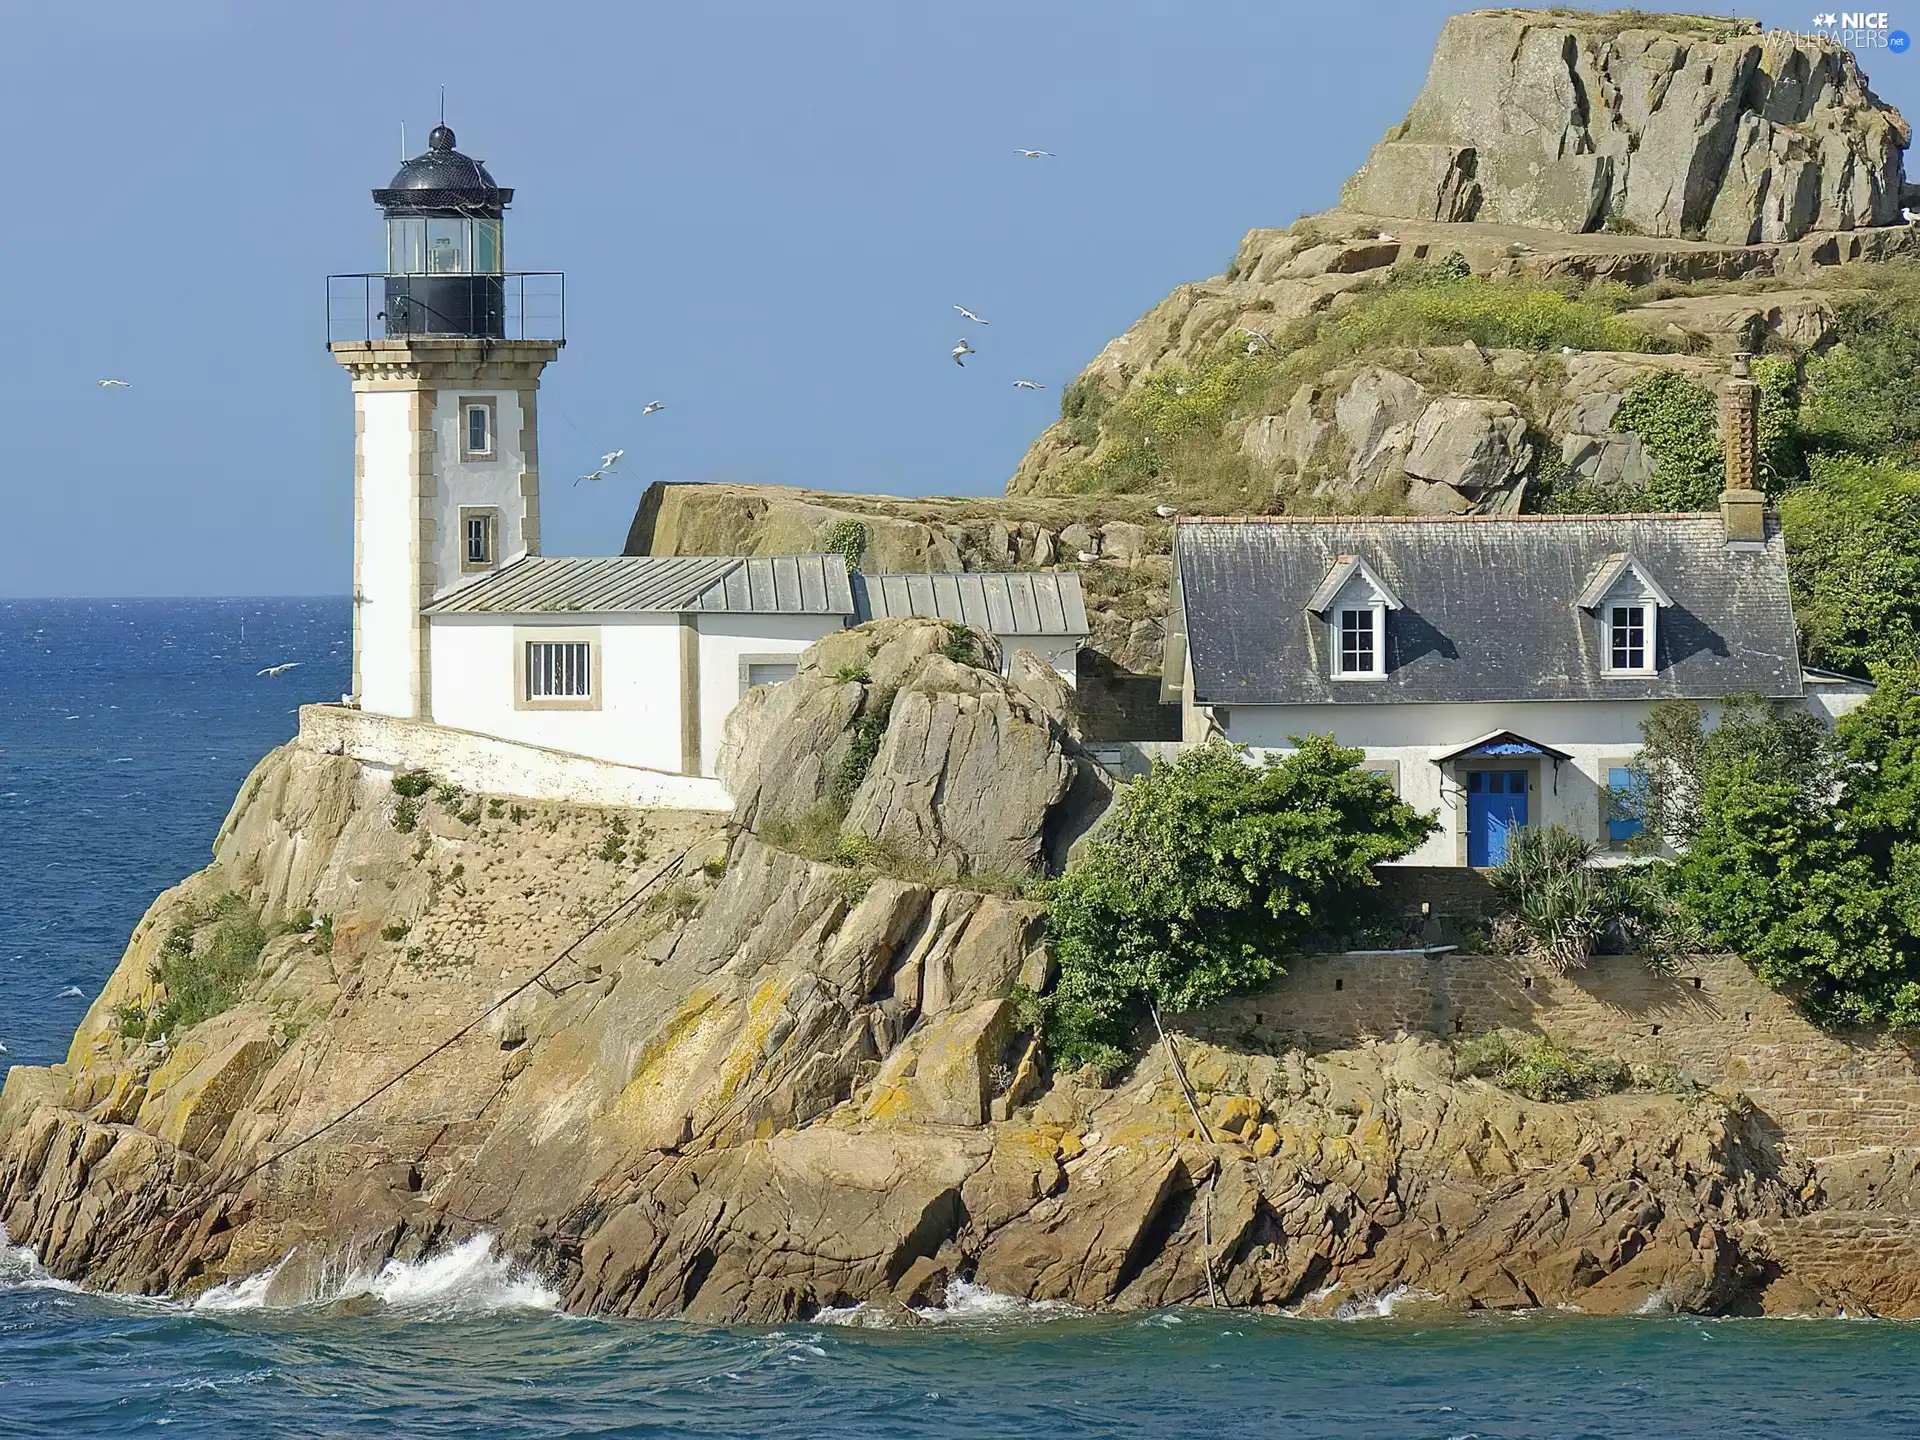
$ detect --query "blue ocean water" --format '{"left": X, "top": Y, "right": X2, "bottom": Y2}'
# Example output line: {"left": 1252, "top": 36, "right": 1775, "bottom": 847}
{"left": 2, "top": 597, "right": 1919, "bottom": 1439}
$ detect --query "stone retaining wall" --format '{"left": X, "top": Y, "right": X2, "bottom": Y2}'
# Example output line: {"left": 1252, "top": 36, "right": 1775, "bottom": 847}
{"left": 297, "top": 705, "right": 732, "bottom": 811}
{"left": 1196, "top": 949, "right": 1920, "bottom": 1159}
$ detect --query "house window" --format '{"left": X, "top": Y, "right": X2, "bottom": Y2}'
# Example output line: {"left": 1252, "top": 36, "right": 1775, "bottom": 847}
{"left": 1606, "top": 765, "right": 1647, "bottom": 847}
{"left": 461, "top": 398, "right": 496, "bottom": 460}
{"left": 459, "top": 508, "right": 499, "bottom": 572}
{"left": 1336, "top": 606, "right": 1381, "bottom": 677}
{"left": 526, "top": 641, "right": 591, "bottom": 700}
{"left": 1608, "top": 604, "right": 1649, "bottom": 672}
{"left": 745, "top": 662, "right": 798, "bottom": 690}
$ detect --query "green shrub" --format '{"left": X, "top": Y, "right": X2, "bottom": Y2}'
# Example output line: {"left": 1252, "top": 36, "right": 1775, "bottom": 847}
{"left": 831, "top": 685, "right": 897, "bottom": 804}
{"left": 831, "top": 663, "right": 871, "bottom": 685}
{"left": 1036, "top": 738, "right": 1436, "bottom": 1068}
{"left": 1802, "top": 291, "right": 1920, "bottom": 463}
{"left": 1615, "top": 372, "right": 1722, "bottom": 510}
{"left": 380, "top": 921, "right": 411, "bottom": 942}
{"left": 820, "top": 519, "right": 869, "bottom": 573}
{"left": 1454, "top": 1029, "right": 1630, "bottom": 1102}
{"left": 392, "top": 798, "right": 419, "bottom": 833}
{"left": 143, "top": 893, "right": 270, "bottom": 1037}
{"left": 115, "top": 1001, "right": 149, "bottom": 1040}
{"left": 938, "top": 623, "right": 988, "bottom": 668}
{"left": 1780, "top": 455, "right": 1920, "bottom": 677}
{"left": 1645, "top": 683, "right": 1920, "bottom": 1028}
{"left": 1490, "top": 826, "right": 1615, "bottom": 971}
{"left": 312, "top": 914, "right": 335, "bottom": 955}
{"left": 391, "top": 769, "right": 435, "bottom": 799}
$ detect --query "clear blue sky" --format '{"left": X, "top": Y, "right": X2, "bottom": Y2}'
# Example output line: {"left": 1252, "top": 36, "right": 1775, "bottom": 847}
{"left": 4, "top": 1, "right": 1910, "bottom": 596}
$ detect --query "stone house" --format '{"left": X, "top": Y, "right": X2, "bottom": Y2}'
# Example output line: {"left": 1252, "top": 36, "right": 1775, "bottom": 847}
{"left": 1161, "top": 496, "right": 1870, "bottom": 867}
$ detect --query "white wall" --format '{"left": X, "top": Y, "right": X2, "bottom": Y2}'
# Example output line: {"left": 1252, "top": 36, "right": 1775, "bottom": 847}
{"left": 430, "top": 388, "right": 531, "bottom": 598}
{"left": 299, "top": 704, "right": 729, "bottom": 811}
{"left": 694, "top": 613, "right": 846, "bottom": 777}
{"left": 1001, "top": 635, "right": 1081, "bottom": 686}
{"left": 357, "top": 390, "right": 421, "bottom": 718}
{"left": 430, "top": 615, "right": 684, "bottom": 772}
{"left": 1224, "top": 699, "right": 1668, "bottom": 866}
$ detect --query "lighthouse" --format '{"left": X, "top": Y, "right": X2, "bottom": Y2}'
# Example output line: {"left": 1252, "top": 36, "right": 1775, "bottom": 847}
{"left": 329, "top": 123, "right": 562, "bottom": 720}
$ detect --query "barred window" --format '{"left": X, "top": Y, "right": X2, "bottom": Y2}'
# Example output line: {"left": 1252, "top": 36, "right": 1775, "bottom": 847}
{"left": 465, "top": 514, "right": 492, "bottom": 565}
{"left": 1609, "top": 605, "right": 1647, "bottom": 672}
{"left": 526, "top": 641, "right": 591, "bottom": 700}
{"left": 1338, "top": 607, "right": 1378, "bottom": 675}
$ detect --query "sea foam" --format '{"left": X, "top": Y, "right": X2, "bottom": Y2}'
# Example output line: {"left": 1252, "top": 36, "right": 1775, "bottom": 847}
{"left": 195, "top": 1234, "right": 559, "bottom": 1314}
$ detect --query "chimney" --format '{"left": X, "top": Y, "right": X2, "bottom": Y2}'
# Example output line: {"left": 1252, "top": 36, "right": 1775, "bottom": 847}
{"left": 1720, "top": 352, "right": 1766, "bottom": 544}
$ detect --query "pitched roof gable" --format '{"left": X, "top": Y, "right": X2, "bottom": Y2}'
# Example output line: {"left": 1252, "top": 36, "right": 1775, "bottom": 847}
{"left": 1306, "top": 555, "right": 1405, "bottom": 615}
{"left": 1574, "top": 552, "right": 1674, "bottom": 612}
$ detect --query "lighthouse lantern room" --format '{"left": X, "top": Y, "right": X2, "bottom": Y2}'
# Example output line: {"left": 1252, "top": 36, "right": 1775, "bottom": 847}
{"left": 329, "top": 123, "right": 562, "bottom": 721}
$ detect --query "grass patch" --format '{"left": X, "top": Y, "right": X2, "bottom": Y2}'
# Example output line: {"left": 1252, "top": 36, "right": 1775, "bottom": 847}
{"left": 391, "top": 769, "right": 435, "bottom": 799}
{"left": 380, "top": 921, "right": 411, "bottom": 942}
{"left": 1454, "top": 1030, "right": 1630, "bottom": 1102}
{"left": 126, "top": 893, "right": 280, "bottom": 1040}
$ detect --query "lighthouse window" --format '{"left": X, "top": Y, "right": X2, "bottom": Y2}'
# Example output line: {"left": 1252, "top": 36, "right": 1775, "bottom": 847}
{"left": 459, "top": 508, "right": 498, "bottom": 572}
{"left": 426, "top": 218, "right": 468, "bottom": 274}
{"left": 460, "top": 398, "right": 495, "bottom": 459}
{"left": 473, "top": 220, "right": 502, "bottom": 274}
{"left": 386, "top": 217, "right": 426, "bottom": 274}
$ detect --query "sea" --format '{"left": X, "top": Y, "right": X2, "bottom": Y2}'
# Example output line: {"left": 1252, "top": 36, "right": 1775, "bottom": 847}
{"left": 2, "top": 597, "right": 1919, "bottom": 1438}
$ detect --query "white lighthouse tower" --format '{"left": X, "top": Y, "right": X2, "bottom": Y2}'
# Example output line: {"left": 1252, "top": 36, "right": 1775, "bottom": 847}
{"left": 329, "top": 124, "right": 562, "bottom": 720}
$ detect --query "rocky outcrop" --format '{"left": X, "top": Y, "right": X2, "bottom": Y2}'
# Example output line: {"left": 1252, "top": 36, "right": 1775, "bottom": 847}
{"left": 8, "top": 651, "right": 1920, "bottom": 1317}
{"left": 720, "top": 619, "right": 1102, "bottom": 877}
{"left": 1343, "top": 12, "right": 1909, "bottom": 243}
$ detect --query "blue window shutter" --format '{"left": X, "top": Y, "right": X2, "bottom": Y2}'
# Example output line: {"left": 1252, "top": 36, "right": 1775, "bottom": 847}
{"left": 1608, "top": 766, "right": 1645, "bottom": 843}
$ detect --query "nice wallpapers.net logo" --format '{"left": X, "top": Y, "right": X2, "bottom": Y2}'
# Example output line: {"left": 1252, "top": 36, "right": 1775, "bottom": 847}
{"left": 1799, "top": 11, "right": 1911, "bottom": 51}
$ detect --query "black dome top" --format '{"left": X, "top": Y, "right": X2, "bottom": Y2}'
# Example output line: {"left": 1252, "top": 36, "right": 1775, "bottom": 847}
{"left": 373, "top": 126, "right": 513, "bottom": 216}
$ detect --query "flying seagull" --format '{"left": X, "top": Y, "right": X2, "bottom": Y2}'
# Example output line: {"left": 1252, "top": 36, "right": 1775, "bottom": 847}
{"left": 1012, "top": 380, "right": 1046, "bottom": 390}
{"left": 951, "top": 339, "right": 976, "bottom": 366}
{"left": 954, "top": 305, "right": 989, "bottom": 325}
{"left": 97, "top": 378, "right": 131, "bottom": 388}
{"left": 1016, "top": 149, "right": 1054, "bottom": 159}
{"left": 257, "top": 663, "right": 301, "bottom": 678}
{"left": 600, "top": 449, "right": 625, "bottom": 469}
{"left": 642, "top": 401, "right": 665, "bottom": 416}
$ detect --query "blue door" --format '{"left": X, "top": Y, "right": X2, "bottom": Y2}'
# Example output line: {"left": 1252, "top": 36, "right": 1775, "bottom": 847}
{"left": 1467, "top": 770, "right": 1528, "bottom": 866}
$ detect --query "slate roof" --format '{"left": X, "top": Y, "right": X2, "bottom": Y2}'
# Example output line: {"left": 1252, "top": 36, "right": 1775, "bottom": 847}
{"left": 1174, "top": 515, "right": 1803, "bottom": 705}
{"left": 426, "top": 554, "right": 855, "bottom": 616}
{"left": 852, "top": 571, "right": 1089, "bottom": 636}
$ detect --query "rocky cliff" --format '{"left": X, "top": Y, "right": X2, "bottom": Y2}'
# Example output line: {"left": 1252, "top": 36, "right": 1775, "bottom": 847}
{"left": 7, "top": 619, "right": 1920, "bottom": 1319}
{"left": 1006, "top": 9, "right": 1920, "bottom": 508}
{"left": 1344, "top": 11, "right": 1909, "bottom": 241}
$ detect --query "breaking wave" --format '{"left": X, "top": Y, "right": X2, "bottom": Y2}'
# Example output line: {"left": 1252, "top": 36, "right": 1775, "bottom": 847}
{"left": 0, "top": 1231, "right": 77, "bottom": 1293}
{"left": 195, "top": 1234, "right": 559, "bottom": 1314}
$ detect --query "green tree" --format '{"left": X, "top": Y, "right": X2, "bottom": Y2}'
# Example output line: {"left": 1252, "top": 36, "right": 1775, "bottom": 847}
{"left": 1802, "top": 295, "right": 1920, "bottom": 462}
{"left": 1780, "top": 456, "right": 1920, "bottom": 677}
{"left": 1038, "top": 738, "right": 1436, "bottom": 1069}
{"left": 1642, "top": 682, "right": 1920, "bottom": 1029}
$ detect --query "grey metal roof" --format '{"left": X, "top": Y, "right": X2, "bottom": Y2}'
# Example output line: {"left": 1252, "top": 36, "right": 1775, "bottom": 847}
{"left": 852, "top": 571, "right": 1090, "bottom": 636}
{"left": 426, "top": 554, "right": 855, "bottom": 616}
{"left": 1175, "top": 516, "right": 1804, "bottom": 705}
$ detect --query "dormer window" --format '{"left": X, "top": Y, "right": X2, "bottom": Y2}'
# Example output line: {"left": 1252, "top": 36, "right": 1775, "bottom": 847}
{"left": 1308, "top": 553, "right": 1402, "bottom": 683}
{"left": 1577, "top": 552, "right": 1671, "bottom": 679}
{"left": 1338, "top": 606, "right": 1381, "bottom": 676}
{"left": 1608, "top": 604, "right": 1649, "bottom": 672}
